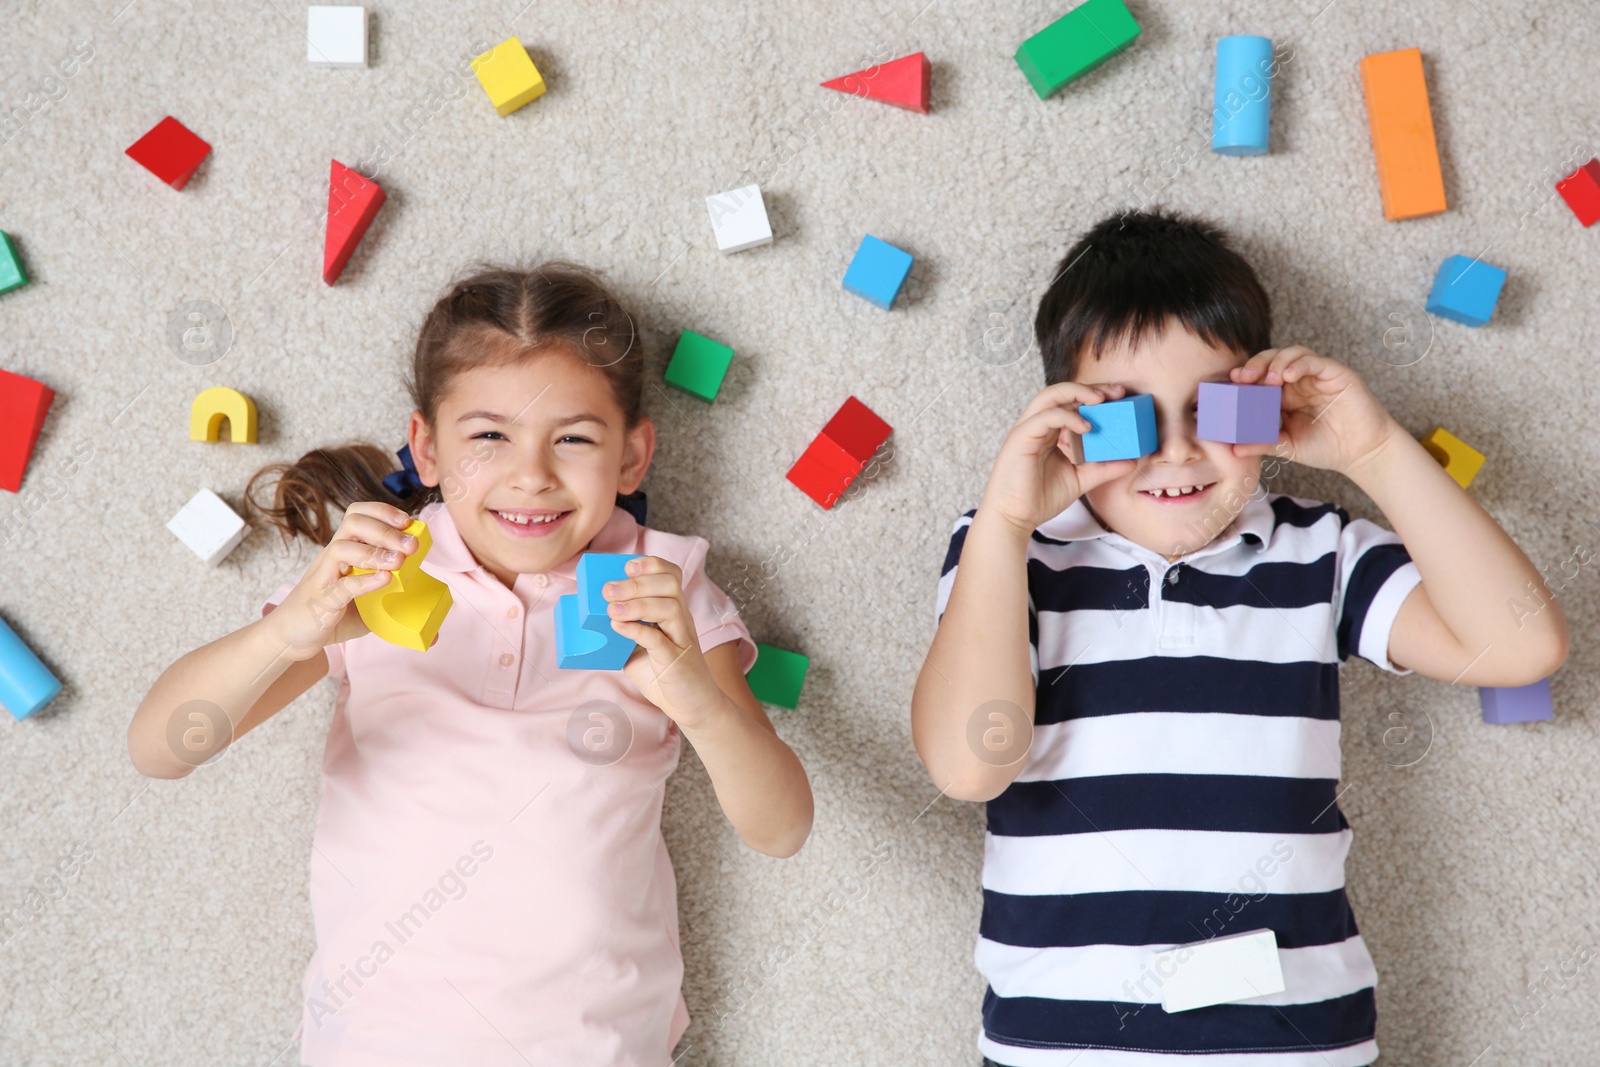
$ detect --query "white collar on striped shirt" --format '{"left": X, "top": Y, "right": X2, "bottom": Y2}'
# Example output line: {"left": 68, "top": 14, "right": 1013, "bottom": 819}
{"left": 1036, "top": 493, "right": 1275, "bottom": 561}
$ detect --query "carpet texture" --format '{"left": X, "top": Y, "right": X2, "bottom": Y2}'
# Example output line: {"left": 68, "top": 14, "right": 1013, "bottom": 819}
{"left": 2, "top": 0, "right": 1598, "bottom": 1063}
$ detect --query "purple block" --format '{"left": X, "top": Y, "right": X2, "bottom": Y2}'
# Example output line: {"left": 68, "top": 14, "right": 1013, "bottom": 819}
{"left": 1198, "top": 382, "right": 1282, "bottom": 444}
{"left": 1479, "top": 678, "right": 1553, "bottom": 724}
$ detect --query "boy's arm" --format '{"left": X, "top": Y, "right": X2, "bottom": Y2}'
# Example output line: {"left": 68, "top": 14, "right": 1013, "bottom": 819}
{"left": 1345, "top": 426, "right": 1569, "bottom": 685}
{"left": 911, "top": 508, "right": 1038, "bottom": 803}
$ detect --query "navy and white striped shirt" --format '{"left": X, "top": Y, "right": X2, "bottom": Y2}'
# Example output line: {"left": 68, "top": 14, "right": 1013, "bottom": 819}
{"left": 935, "top": 492, "right": 1422, "bottom": 1067}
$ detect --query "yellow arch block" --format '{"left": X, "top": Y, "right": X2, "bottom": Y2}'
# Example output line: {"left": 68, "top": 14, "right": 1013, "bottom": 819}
{"left": 190, "top": 387, "right": 258, "bottom": 443}
{"left": 1421, "top": 426, "right": 1485, "bottom": 488}
{"left": 350, "top": 519, "right": 453, "bottom": 652}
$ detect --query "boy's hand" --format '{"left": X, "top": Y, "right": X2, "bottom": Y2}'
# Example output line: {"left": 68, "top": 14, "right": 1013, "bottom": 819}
{"left": 264, "top": 501, "right": 418, "bottom": 660}
{"left": 604, "top": 556, "right": 726, "bottom": 730}
{"left": 980, "top": 382, "right": 1140, "bottom": 535}
{"left": 1228, "top": 346, "right": 1403, "bottom": 476}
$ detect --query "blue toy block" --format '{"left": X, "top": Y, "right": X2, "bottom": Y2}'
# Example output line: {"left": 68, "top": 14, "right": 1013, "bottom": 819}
{"left": 0, "top": 613, "right": 62, "bottom": 720}
{"left": 556, "top": 552, "right": 642, "bottom": 670}
{"left": 1426, "top": 255, "right": 1507, "bottom": 327}
{"left": 1212, "top": 35, "right": 1273, "bottom": 156}
{"left": 1480, "top": 678, "right": 1553, "bottom": 725}
{"left": 842, "top": 234, "right": 913, "bottom": 310}
{"left": 1197, "top": 382, "right": 1281, "bottom": 444}
{"left": 1080, "top": 393, "right": 1158, "bottom": 462}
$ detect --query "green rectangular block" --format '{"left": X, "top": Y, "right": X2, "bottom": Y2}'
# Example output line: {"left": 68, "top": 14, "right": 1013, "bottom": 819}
{"left": 1015, "top": 0, "right": 1142, "bottom": 99}
{"left": 664, "top": 329, "right": 733, "bottom": 402}
{"left": 0, "top": 232, "right": 27, "bottom": 295}
{"left": 746, "top": 643, "right": 808, "bottom": 710}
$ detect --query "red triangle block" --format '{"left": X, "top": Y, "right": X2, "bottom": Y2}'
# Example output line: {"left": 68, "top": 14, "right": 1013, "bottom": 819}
{"left": 125, "top": 116, "right": 212, "bottom": 190}
{"left": 0, "top": 369, "right": 54, "bottom": 493}
{"left": 324, "top": 160, "right": 386, "bottom": 285}
{"left": 822, "top": 52, "right": 929, "bottom": 113}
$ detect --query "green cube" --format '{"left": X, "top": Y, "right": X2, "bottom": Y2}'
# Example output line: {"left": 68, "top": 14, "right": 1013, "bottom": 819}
{"left": 1015, "top": 0, "right": 1141, "bottom": 100}
{"left": 746, "top": 643, "right": 808, "bottom": 710}
{"left": 664, "top": 329, "right": 733, "bottom": 402}
{"left": 0, "top": 232, "right": 27, "bottom": 295}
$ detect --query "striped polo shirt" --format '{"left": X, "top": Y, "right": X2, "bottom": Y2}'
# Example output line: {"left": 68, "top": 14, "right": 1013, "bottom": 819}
{"left": 935, "top": 492, "right": 1422, "bottom": 1067}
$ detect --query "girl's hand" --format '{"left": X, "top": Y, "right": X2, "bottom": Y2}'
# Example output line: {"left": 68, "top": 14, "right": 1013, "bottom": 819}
{"left": 979, "top": 381, "right": 1140, "bottom": 535}
{"left": 1228, "top": 346, "right": 1403, "bottom": 475}
{"left": 264, "top": 502, "right": 418, "bottom": 661}
{"left": 604, "top": 556, "right": 726, "bottom": 729}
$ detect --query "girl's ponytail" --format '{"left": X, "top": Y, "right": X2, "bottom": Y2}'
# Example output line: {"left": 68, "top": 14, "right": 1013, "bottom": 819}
{"left": 245, "top": 443, "right": 438, "bottom": 548}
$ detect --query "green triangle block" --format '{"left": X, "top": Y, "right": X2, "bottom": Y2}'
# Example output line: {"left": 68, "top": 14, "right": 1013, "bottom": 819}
{"left": 746, "top": 643, "right": 808, "bottom": 710}
{"left": 1015, "top": 0, "right": 1141, "bottom": 100}
{"left": 665, "top": 329, "right": 733, "bottom": 402}
{"left": 0, "top": 233, "right": 28, "bottom": 295}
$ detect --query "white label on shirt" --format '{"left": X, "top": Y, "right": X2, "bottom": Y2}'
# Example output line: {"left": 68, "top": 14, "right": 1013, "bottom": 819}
{"left": 1155, "top": 927, "right": 1286, "bottom": 1012}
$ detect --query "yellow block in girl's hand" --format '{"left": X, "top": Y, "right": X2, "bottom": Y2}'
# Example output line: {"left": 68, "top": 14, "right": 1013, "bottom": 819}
{"left": 350, "top": 519, "right": 453, "bottom": 652}
{"left": 471, "top": 37, "right": 546, "bottom": 116}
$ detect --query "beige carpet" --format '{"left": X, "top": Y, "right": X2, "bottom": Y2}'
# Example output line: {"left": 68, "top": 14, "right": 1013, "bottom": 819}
{"left": 2, "top": 0, "right": 1598, "bottom": 1063}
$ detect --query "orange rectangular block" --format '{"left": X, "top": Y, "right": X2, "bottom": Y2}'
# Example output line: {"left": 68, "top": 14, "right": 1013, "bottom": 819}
{"left": 1359, "top": 47, "right": 1447, "bottom": 221}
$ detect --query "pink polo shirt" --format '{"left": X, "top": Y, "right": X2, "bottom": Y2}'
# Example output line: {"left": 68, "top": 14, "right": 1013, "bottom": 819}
{"left": 261, "top": 499, "right": 758, "bottom": 1067}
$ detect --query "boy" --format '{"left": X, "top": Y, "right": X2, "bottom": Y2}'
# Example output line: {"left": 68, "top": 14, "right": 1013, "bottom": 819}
{"left": 911, "top": 209, "right": 1568, "bottom": 1066}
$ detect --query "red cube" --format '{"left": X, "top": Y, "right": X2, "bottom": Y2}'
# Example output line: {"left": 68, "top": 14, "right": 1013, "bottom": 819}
{"left": 126, "top": 116, "right": 212, "bottom": 190}
{"left": 1555, "top": 158, "right": 1600, "bottom": 228}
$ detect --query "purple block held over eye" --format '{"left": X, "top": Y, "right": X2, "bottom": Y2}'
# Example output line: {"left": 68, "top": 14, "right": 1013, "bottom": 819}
{"left": 1198, "top": 382, "right": 1282, "bottom": 444}
{"left": 1480, "top": 678, "right": 1553, "bottom": 724}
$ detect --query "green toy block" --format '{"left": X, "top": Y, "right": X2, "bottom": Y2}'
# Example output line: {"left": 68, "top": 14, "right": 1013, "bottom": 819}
{"left": 664, "top": 329, "right": 734, "bottom": 402}
{"left": 746, "top": 643, "right": 808, "bottom": 710}
{"left": 0, "top": 233, "right": 27, "bottom": 295}
{"left": 1014, "top": 0, "right": 1142, "bottom": 100}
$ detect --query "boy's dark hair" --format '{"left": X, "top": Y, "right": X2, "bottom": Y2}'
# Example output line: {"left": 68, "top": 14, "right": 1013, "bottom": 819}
{"left": 245, "top": 261, "right": 644, "bottom": 547}
{"left": 1034, "top": 209, "right": 1272, "bottom": 384}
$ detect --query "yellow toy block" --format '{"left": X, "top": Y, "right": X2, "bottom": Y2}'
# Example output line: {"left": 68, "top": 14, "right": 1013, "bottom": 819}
{"left": 1421, "top": 426, "right": 1485, "bottom": 488}
{"left": 350, "top": 519, "right": 453, "bottom": 651}
{"left": 471, "top": 37, "right": 546, "bottom": 116}
{"left": 190, "top": 386, "right": 258, "bottom": 443}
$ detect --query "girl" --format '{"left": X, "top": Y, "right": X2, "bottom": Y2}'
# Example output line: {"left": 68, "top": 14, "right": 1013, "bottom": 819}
{"left": 128, "top": 263, "right": 813, "bottom": 1066}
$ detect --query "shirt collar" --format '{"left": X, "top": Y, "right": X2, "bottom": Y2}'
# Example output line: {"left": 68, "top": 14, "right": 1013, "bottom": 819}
{"left": 413, "top": 500, "right": 642, "bottom": 579}
{"left": 1034, "top": 492, "right": 1274, "bottom": 561}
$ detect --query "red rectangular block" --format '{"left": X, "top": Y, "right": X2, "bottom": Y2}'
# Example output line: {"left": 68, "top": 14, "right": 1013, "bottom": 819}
{"left": 1555, "top": 158, "right": 1600, "bottom": 227}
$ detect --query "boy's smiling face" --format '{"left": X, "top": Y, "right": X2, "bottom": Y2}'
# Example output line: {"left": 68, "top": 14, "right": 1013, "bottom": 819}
{"left": 409, "top": 343, "right": 654, "bottom": 588}
{"left": 1073, "top": 318, "right": 1265, "bottom": 561}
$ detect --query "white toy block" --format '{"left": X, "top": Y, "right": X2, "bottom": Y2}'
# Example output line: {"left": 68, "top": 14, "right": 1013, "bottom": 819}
{"left": 168, "top": 488, "right": 248, "bottom": 566}
{"left": 307, "top": 6, "right": 368, "bottom": 68}
{"left": 1156, "top": 928, "right": 1286, "bottom": 1013}
{"left": 705, "top": 184, "right": 772, "bottom": 253}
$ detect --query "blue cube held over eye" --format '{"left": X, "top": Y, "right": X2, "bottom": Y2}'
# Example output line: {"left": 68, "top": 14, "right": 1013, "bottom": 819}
{"left": 555, "top": 552, "right": 643, "bottom": 670}
{"left": 1425, "top": 255, "right": 1507, "bottom": 328}
{"left": 842, "top": 234, "right": 914, "bottom": 310}
{"left": 1080, "top": 393, "right": 1158, "bottom": 462}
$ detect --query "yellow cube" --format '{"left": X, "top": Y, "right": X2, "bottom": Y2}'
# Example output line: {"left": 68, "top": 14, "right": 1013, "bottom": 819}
{"left": 471, "top": 37, "right": 546, "bottom": 116}
{"left": 1420, "top": 426, "right": 1485, "bottom": 488}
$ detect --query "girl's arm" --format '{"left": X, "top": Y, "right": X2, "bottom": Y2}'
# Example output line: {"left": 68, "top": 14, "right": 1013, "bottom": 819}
{"left": 675, "top": 642, "right": 813, "bottom": 858}
{"left": 127, "top": 618, "right": 327, "bottom": 779}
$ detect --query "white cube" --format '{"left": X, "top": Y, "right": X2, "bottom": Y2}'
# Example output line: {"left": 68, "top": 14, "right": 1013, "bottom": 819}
{"left": 1156, "top": 928, "right": 1286, "bottom": 1013}
{"left": 307, "top": 6, "right": 367, "bottom": 68}
{"left": 168, "top": 488, "right": 248, "bottom": 566}
{"left": 705, "top": 184, "right": 772, "bottom": 253}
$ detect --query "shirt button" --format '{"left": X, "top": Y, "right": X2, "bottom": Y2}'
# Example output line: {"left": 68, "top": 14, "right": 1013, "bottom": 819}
{"left": 506, "top": 605, "right": 520, "bottom": 619}
{"left": 533, "top": 574, "right": 548, "bottom": 587}
{"left": 499, "top": 653, "right": 514, "bottom": 668}
{"left": 1167, "top": 567, "right": 1180, "bottom": 585}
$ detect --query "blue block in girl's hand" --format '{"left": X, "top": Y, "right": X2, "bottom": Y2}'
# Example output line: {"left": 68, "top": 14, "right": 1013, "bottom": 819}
{"left": 1080, "top": 393, "right": 1158, "bottom": 462}
{"left": 556, "top": 553, "right": 643, "bottom": 670}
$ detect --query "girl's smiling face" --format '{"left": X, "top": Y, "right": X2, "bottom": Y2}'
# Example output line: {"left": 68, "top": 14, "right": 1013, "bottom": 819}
{"left": 407, "top": 344, "right": 654, "bottom": 588}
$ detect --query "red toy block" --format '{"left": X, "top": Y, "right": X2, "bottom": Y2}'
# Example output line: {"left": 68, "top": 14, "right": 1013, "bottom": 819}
{"left": 125, "top": 116, "right": 211, "bottom": 190}
{"left": 785, "top": 396, "right": 893, "bottom": 509}
{"left": 0, "top": 369, "right": 54, "bottom": 493}
{"left": 1555, "top": 158, "right": 1600, "bottom": 227}
{"left": 822, "top": 52, "right": 930, "bottom": 114}
{"left": 323, "top": 160, "right": 386, "bottom": 285}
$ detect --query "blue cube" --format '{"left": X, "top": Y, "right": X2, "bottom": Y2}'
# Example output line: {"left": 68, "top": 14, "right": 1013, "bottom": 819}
{"left": 842, "top": 234, "right": 913, "bottom": 310}
{"left": 556, "top": 552, "right": 642, "bottom": 670}
{"left": 1480, "top": 678, "right": 1553, "bottom": 725}
{"left": 1426, "top": 255, "right": 1507, "bottom": 327}
{"left": 1080, "top": 393, "right": 1158, "bottom": 462}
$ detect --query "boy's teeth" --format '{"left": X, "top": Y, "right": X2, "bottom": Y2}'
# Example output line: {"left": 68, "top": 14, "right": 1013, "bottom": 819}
{"left": 1148, "top": 485, "right": 1203, "bottom": 497}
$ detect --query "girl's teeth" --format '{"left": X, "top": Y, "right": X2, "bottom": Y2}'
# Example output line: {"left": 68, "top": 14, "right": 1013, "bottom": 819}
{"left": 496, "top": 510, "right": 559, "bottom": 525}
